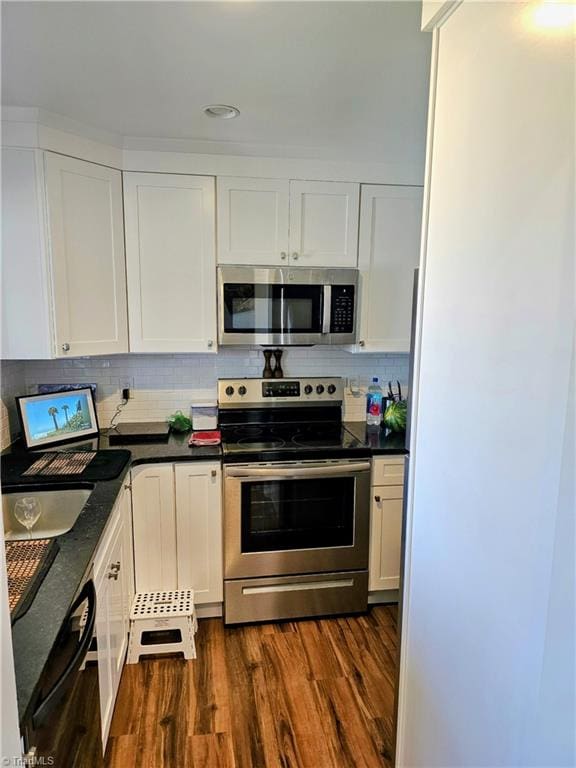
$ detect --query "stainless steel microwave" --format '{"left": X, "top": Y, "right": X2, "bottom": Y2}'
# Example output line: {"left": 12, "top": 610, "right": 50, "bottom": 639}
{"left": 217, "top": 266, "right": 358, "bottom": 346}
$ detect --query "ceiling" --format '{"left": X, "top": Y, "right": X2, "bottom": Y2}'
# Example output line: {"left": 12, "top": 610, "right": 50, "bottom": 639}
{"left": 1, "top": 1, "right": 431, "bottom": 162}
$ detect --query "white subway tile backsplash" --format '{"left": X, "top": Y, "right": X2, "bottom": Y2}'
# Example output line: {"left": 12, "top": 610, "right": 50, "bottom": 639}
{"left": 0, "top": 360, "right": 25, "bottom": 449}
{"left": 1, "top": 349, "right": 409, "bottom": 440}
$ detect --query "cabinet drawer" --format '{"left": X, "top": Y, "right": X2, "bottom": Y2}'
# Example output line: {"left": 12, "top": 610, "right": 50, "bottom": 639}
{"left": 372, "top": 457, "right": 405, "bottom": 486}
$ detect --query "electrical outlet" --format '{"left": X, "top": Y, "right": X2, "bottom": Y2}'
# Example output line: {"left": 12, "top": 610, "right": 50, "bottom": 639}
{"left": 117, "top": 377, "right": 133, "bottom": 402}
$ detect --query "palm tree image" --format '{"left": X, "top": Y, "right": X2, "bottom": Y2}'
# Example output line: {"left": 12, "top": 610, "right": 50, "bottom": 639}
{"left": 48, "top": 406, "right": 59, "bottom": 430}
{"left": 62, "top": 404, "right": 70, "bottom": 426}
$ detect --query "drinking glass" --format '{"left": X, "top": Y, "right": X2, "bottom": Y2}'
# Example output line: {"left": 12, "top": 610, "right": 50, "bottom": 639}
{"left": 13, "top": 497, "right": 42, "bottom": 539}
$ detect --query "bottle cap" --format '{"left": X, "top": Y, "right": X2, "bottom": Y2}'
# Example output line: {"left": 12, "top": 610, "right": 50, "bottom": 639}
{"left": 372, "top": 377, "right": 378, "bottom": 383}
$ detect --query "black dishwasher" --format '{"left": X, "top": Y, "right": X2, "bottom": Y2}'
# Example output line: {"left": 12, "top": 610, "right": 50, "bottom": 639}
{"left": 22, "top": 568, "right": 104, "bottom": 767}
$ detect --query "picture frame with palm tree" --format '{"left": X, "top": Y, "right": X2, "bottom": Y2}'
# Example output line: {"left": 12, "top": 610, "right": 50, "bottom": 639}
{"left": 16, "top": 387, "right": 99, "bottom": 449}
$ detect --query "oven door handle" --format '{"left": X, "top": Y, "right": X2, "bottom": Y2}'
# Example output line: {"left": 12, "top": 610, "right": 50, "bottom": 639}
{"left": 226, "top": 461, "right": 371, "bottom": 479}
{"left": 32, "top": 579, "right": 96, "bottom": 729}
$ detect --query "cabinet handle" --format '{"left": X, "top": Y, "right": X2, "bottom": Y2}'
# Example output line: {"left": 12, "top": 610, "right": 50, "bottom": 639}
{"left": 61, "top": 343, "right": 70, "bottom": 352}
{"left": 359, "top": 340, "right": 365, "bottom": 347}
{"left": 207, "top": 340, "right": 214, "bottom": 349}
{"left": 280, "top": 252, "right": 287, "bottom": 260}
{"left": 211, "top": 469, "right": 217, "bottom": 477}
{"left": 374, "top": 495, "right": 381, "bottom": 502}
{"left": 292, "top": 252, "right": 299, "bottom": 261}
{"left": 124, "top": 484, "right": 131, "bottom": 491}
{"left": 108, "top": 561, "right": 121, "bottom": 579}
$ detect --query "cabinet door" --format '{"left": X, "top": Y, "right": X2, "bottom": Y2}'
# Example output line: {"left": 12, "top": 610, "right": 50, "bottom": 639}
{"left": 94, "top": 503, "right": 128, "bottom": 745}
{"left": 289, "top": 180, "right": 359, "bottom": 267}
{"left": 1, "top": 148, "right": 53, "bottom": 359}
{"left": 356, "top": 184, "right": 423, "bottom": 352}
{"left": 119, "top": 484, "right": 135, "bottom": 618}
{"left": 369, "top": 485, "right": 403, "bottom": 592}
{"left": 174, "top": 462, "right": 222, "bottom": 604}
{"left": 44, "top": 152, "right": 128, "bottom": 357}
{"left": 131, "top": 464, "right": 177, "bottom": 592}
{"left": 124, "top": 173, "right": 216, "bottom": 353}
{"left": 217, "top": 177, "right": 289, "bottom": 265}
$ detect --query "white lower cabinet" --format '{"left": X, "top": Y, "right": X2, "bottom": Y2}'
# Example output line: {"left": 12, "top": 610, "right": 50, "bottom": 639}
{"left": 131, "top": 461, "right": 223, "bottom": 605}
{"left": 369, "top": 457, "right": 405, "bottom": 592}
{"left": 175, "top": 463, "right": 223, "bottom": 604}
{"left": 131, "top": 464, "right": 178, "bottom": 592}
{"left": 94, "top": 485, "right": 132, "bottom": 746}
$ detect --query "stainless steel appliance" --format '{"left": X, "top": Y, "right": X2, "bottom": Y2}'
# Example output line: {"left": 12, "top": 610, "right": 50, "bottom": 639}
{"left": 217, "top": 266, "right": 358, "bottom": 346}
{"left": 219, "top": 377, "right": 371, "bottom": 624}
{"left": 22, "top": 566, "right": 103, "bottom": 766}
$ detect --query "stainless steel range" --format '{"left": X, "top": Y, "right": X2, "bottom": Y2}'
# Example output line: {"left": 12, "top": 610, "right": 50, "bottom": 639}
{"left": 219, "top": 377, "right": 371, "bottom": 625}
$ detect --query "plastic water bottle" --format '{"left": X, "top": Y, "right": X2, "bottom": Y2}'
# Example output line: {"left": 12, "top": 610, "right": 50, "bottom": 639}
{"left": 366, "top": 377, "right": 384, "bottom": 427}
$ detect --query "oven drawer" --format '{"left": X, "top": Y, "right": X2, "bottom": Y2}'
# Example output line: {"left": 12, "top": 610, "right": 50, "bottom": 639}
{"left": 224, "top": 570, "right": 368, "bottom": 625}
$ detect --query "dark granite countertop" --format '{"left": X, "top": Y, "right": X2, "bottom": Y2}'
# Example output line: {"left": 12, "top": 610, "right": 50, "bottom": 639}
{"left": 2, "top": 431, "right": 221, "bottom": 724}
{"left": 98, "top": 430, "right": 222, "bottom": 464}
{"left": 344, "top": 421, "right": 408, "bottom": 455}
{"left": 3, "top": 425, "right": 403, "bottom": 725}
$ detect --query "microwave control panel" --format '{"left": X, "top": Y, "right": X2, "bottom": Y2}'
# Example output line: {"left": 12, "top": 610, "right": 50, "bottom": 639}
{"left": 330, "top": 285, "right": 355, "bottom": 333}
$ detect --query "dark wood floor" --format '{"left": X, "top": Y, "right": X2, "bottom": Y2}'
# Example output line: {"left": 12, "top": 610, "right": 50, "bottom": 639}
{"left": 106, "top": 605, "right": 398, "bottom": 768}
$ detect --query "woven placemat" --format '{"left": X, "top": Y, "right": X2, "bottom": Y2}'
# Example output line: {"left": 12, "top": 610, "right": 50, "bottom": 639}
{"left": 1, "top": 449, "right": 131, "bottom": 485}
{"left": 5, "top": 538, "right": 59, "bottom": 624}
{"left": 22, "top": 451, "right": 96, "bottom": 476}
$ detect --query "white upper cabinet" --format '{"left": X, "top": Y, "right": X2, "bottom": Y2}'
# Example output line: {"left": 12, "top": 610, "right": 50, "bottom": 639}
{"left": 289, "top": 180, "right": 360, "bottom": 267}
{"left": 1, "top": 148, "right": 53, "bottom": 359}
{"left": 355, "top": 184, "right": 423, "bottom": 352}
{"left": 45, "top": 152, "right": 129, "bottom": 357}
{"left": 217, "top": 177, "right": 289, "bottom": 265}
{"left": 124, "top": 172, "right": 217, "bottom": 353}
{"left": 216, "top": 177, "right": 360, "bottom": 267}
{"left": 1, "top": 148, "right": 128, "bottom": 359}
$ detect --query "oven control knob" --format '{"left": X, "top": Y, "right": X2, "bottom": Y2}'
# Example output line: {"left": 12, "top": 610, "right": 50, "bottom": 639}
{"left": 225, "top": 386, "right": 235, "bottom": 396}
{"left": 316, "top": 384, "right": 325, "bottom": 395}
{"left": 238, "top": 386, "right": 247, "bottom": 396}
{"left": 304, "top": 384, "right": 313, "bottom": 395}
{"left": 327, "top": 384, "right": 336, "bottom": 394}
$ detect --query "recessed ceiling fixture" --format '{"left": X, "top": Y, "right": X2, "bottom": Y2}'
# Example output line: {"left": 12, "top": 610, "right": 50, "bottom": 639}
{"left": 203, "top": 104, "right": 240, "bottom": 119}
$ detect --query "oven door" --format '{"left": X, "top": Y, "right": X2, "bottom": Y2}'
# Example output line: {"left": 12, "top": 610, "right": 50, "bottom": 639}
{"left": 224, "top": 460, "right": 371, "bottom": 579}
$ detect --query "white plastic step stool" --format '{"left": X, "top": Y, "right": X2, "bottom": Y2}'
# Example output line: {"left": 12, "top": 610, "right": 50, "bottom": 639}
{"left": 127, "top": 589, "right": 198, "bottom": 664}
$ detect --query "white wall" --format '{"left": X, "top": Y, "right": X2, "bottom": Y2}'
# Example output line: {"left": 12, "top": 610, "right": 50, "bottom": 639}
{"left": 398, "top": 2, "right": 575, "bottom": 766}
{"left": 521, "top": 340, "right": 575, "bottom": 765}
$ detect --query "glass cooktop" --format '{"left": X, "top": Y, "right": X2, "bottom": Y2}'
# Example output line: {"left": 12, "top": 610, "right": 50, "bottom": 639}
{"left": 221, "top": 421, "right": 364, "bottom": 456}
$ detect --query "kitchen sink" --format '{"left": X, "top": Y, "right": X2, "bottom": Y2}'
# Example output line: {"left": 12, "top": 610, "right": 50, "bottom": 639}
{"left": 2, "top": 487, "right": 93, "bottom": 541}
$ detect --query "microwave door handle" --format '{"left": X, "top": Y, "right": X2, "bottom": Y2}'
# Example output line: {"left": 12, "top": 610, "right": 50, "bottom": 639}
{"left": 322, "top": 285, "right": 331, "bottom": 334}
{"left": 32, "top": 579, "right": 96, "bottom": 729}
{"left": 227, "top": 462, "right": 371, "bottom": 479}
